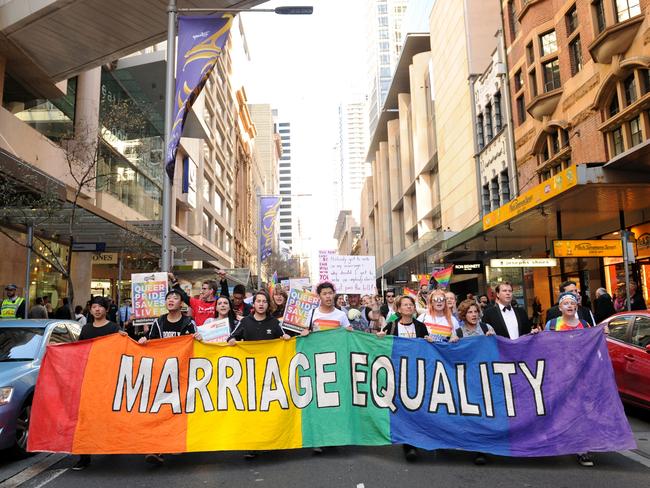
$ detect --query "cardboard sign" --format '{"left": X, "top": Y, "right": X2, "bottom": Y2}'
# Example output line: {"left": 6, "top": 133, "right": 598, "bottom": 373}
{"left": 282, "top": 288, "right": 320, "bottom": 333}
{"left": 326, "top": 255, "right": 376, "bottom": 294}
{"left": 197, "top": 318, "right": 231, "bottom": 343}
{"left": 318, "top": 250, "right": 335, "bottom": 282}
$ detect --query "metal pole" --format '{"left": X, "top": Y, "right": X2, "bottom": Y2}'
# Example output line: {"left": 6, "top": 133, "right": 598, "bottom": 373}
{"left": 162, "top": 0, "right": 177, "bottom": 272}
{"left": 116, "top": 251, "right": 123, "bottom": 324}
{"left": 622, "top": 230, "right": 632, "bottom": 311}
{"left": 256, "top": 194, "right": 262, "bottom": 290}
{"left": 24, "top": 225, "right": 33, "bottom": 319}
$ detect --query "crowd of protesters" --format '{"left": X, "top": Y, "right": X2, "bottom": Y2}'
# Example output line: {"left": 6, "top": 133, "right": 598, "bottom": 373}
{"left": 2, "top": 271, "right": 641, "bottom": 470}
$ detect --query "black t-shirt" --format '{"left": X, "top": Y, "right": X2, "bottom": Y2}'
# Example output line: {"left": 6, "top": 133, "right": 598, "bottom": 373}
{"left": 148, "top": 314, "right": 196, "bottom": 339}
{"left": 79, "top": 321, "right": 120, "bottom": 340}
{"left": 229, "top": 315, "right": 284, "bottom": 342}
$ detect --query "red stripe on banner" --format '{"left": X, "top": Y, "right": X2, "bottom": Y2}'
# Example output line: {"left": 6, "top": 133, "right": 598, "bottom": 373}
{"left": 27, "top": 340, "right": 93, "bottom": 453}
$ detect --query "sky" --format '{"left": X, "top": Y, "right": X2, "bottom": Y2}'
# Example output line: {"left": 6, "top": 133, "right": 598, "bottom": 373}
{"left": 241, "top": 0, "right": 369, "bottom": 280}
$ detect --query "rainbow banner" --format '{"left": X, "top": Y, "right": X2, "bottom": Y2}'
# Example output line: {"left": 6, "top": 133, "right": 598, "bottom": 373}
{"left": 432, "top": 266, "right": 453, "bottom": 289}
{"left": 28, "top": 328, "right": 634, "bottom": 456}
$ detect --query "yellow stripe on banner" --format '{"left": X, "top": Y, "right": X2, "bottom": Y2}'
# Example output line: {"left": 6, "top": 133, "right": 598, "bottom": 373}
{"left": 186, "top": 338, "right": 302, "bottom": 451}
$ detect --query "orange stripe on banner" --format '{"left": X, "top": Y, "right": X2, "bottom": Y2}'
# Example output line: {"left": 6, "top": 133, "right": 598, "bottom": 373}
{"left": 71, "top": 334, "right": 194, "bottom": 454}
{"left": 314, "top": 319, "right": 341, "bottom": 330}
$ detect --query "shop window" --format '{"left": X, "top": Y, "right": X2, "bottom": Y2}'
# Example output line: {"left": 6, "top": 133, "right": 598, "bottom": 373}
{"left": 565, "top": 5, "right": 578, "bottom": 34}
{"left": 631, "top": 316, "right": 650, "bottom": 348}
{"left": 630, "top": 116, "right": 643, "bottom": 146}
{"left": 542, "top": 59, "right": 561, "bottom": 92}
{"left": 616, "top": 0, "right": 641, "bottom": 22}
{"left": 569, "top": 36, "right": 583, "bottom": 76}
{"left": 540, "top": 31, "right": 558, "bottom": 56}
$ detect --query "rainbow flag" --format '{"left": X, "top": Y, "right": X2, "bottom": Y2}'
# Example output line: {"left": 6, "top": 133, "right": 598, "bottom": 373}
{"left": 432, "top": 266, "right": 454, "bottom": 288}
{"left": 269, "top": 271, "right": 278, "bottom": 296}
{"left": 28, "top": 328, "right": 634, "bottom": 456}
{"left": 403, "top": 287, "right": 418, "bottom": 299}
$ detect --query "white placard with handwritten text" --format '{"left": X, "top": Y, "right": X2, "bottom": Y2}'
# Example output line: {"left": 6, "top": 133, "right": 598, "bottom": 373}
{"left": 326, "top": 255, "right": 377, "bottom": 294}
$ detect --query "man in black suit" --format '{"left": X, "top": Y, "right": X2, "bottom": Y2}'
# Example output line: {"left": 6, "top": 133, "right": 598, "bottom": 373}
{"left": 380, "top": 289, "right": 396, "bottom": 318}
{"left": 482, "top": 281, "right": 532, "bottom": 339}
{"left": 545, "top": 280, "right": 595, "bottom": 327}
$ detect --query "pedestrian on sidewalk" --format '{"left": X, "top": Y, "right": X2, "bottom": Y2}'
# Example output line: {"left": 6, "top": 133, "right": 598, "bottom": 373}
{"left": 593, "top": 287, "right": 616, "bottom": 323}
{"left": 28, "top": 297, "right": 48, "bottom": 319}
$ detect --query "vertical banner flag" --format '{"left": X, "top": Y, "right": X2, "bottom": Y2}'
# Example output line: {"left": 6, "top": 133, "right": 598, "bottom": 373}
{"left": 259, "top": 196, "right": 282, "bottom": 261}
{"left": 282, "top": 288, "right": 320, "bottom": 333}
{"left": 166, "top": 15, "right": 233, "bottom": 179}
{"left": 432, "top": 265, "right": 454, "bottom": 289}
{"left": 131, "top": 273, "right": 168, "bottom": 330}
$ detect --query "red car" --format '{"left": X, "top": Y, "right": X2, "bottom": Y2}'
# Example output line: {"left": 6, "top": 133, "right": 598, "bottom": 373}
{"left": 602, "top": 311, "right": 650, "bottom": 410}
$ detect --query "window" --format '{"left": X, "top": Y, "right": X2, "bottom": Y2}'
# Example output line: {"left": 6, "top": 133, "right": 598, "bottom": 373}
{"left": 202, "top": 212, "right": 212, "bottom": 240}
{"left": 540, "top": 31, "right": 558, "bottom": 56}
{"left": 594, "top": 0, "right": 606, "bottom": 32}
{"left": 517, "top": 96, "right": 526, "bottom": 125}
{"left": 485, "top": 103, "right": 493, "bottom": 140}
{"left": 612, "top": 127, "right": 625, "bottom": 155}
{"left": 529, "top": 68, "right": 538, "bottom": 97}
{"left": 630, "top": 116, "right": 643, "bottom": 146}
{"left": 494, "top": 93, "right": 503, "bottom": 132}
{"left": 641, "top": 69, "right": 650, "bottom": 94}
{"left": 616, "top": 0, "right": 641, "bottom": 22}
{"left": 526, "top": 42, "right": 535, "bottom": 64}
{"left": 482, "top": 183, "right": 491, "bottom": 214}
{"left": 631, "top": 316, "right": 650, "bottom": 347}
{"left": 624, "top": 74, "right": 637, "bottom": 105}
{"left": 608, "top": 316, "right": 631, "bottom": 341}
{"left": 514, "top": 70, "right": 523, "bottom": 91}
{"left": 508, "top": 1, "right": 520, "bottom": 40}
{"left": 566, "top": 5, "right": 579, "bottom": 34}
{"left": 477, "top": 113, "right": 485, "bottom": 148}
{"left": 609, "top": 95, "right": 620, "bottom": 117}
{"left": 203, "top": 177, "right": 212, "bottom": 204}
{"left": 569, "top": 37, "right": 583, "bottom": 75}
{"left": 490, "top": 178, "right": 500, "bottom": 210}
{"left": 542, "top": 59, "right": 561, "bottom": 92}
{"left": 500, "top": 170, "right": 511, "bottom": 203}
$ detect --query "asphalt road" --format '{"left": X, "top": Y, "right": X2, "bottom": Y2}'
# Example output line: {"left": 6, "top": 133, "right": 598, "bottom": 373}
{"left": 2, "top": 407, "right": 649, "bottom": 488}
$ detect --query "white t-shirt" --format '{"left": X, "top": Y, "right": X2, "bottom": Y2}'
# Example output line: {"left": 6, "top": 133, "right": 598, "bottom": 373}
{"left": 310, "top": 307, "right": 350, "bottom": 331}
{"left": 416, "top": 313, "right": 459, "bottom": 342}
{"left": 397, "top": 322, "right": 416, "bottom": 338}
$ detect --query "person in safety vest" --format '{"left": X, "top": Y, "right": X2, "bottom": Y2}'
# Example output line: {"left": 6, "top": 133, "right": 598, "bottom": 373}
{"left": 1, "top": 284, "right": 25, "bottom": 319}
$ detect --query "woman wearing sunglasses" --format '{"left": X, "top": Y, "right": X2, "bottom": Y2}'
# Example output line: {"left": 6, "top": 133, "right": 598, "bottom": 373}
{"left": 416, "top": 289, "right": 460, "bottom": 342}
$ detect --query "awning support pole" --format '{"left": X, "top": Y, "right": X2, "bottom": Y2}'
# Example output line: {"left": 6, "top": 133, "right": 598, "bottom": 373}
{"left": 24, "top": 225, "right": 33, "bottom": 319}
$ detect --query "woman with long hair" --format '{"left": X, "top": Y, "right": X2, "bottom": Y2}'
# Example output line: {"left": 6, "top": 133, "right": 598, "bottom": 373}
{"left": 416, "top": 289, "right": 459, "bottom": 342}
{"left": 215, "top": 295, "right": 238, "bottom": 331}
{"left": 270, "top": 288, "right": 288, "bottom": 319}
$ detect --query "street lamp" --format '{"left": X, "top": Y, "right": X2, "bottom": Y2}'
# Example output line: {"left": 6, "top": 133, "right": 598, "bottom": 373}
{"left": 162, "top": 2, "right": 313, "bottom": 272}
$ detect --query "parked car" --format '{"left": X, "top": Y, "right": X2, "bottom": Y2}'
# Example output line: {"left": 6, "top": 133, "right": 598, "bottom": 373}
{"left": 0, "top": 319, "right": 81, "bottom": 456}
{"left": 601, "top": 311, "right": 650, "bottom": 410}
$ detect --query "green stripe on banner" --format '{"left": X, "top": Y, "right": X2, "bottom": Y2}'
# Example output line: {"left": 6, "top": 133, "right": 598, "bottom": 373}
{"left": 297, "top": 329, "right": 393, "bottom": 447}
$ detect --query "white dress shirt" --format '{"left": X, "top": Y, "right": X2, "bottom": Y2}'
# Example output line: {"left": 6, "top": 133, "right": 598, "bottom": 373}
{"left": 498, "top": 303, "right": 519, "bottom": 339}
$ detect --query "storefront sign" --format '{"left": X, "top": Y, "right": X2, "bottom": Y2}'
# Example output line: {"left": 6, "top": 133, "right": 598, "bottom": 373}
{"left": 453, "top": 261, "right": 484, "bottom": 274}
{"left": 552, "top": 240, "right": 623, "bottom": 258}
{"left": 490, "top": 258, "right": 557, "bottom": 268}
{"left": 483, "top": 166, "right": 577, "bottom": 231}
{"left": 91, "top": 253, "right": 118, "bottom": 265}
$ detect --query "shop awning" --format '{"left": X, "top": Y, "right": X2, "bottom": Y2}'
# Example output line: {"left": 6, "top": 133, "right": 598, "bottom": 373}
{"left": 445, "top": 164, "right": 650, "bottom": 255}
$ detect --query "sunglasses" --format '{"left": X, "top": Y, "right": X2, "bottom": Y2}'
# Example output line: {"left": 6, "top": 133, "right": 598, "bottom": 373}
{"left": 432, "top": 297, "right": 445, "bottom": 303}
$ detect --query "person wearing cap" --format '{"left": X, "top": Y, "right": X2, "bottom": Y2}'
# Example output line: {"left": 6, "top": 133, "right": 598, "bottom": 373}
{"left": 74, "top": 296, "right": 122, "bottom": 471}
{"left": 1, "top": 284, "right": 25, "bottom": 320}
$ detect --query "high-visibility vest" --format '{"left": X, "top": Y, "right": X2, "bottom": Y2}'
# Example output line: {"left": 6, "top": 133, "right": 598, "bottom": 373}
{"left": 1, "top": 297, "right": 24, "bottom": 319}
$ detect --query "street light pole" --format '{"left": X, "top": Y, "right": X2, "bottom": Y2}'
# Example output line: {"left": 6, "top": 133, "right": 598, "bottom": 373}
{"left": 162, "top": 0, "right": 177, "bottom": 272}
{"left": 162, "top": 4, "right": 312, "bottom": 272}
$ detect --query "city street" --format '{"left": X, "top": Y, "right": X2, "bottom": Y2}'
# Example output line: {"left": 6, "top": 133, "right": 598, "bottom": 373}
{"left": 1, "top": 407, "right": 648, "bottom": 488}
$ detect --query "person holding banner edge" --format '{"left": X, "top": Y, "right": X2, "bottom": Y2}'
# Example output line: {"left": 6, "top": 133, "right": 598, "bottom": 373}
{"left": 304, "top": 282, "right": 351, "bottom": 333}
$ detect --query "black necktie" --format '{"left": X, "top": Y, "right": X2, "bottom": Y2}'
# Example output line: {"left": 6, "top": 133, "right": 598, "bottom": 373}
{"left": 502, "top": 305, "right": 512, "bottom": 312}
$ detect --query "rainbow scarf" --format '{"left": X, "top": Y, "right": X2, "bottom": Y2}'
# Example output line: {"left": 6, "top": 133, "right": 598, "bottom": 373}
{"left": 28, "top": 328, "right": 634, "bottom": 457}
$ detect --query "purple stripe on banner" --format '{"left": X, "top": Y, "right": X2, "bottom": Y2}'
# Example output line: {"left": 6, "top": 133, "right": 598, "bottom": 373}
{"left": 498, "top": 327, "right": 635, "bottom": 456}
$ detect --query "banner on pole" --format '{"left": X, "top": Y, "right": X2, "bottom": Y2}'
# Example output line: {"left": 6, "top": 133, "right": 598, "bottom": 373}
{"left": 131, "top": 273, "right": 168, "bottom": 329}
{"left": 28, "top": 328, "right": 635, "bottom": 456}
{"left": 282, "top": 288, "right": 320, "bottom": 333}
{"left": 166, "top": 15, "right": 233, "bottom": 179}
{"left": 326, "top": 255, "right": 376, "bottom": 294}
{"left": 259, "top": 196, "right": 281, "bottom": 262}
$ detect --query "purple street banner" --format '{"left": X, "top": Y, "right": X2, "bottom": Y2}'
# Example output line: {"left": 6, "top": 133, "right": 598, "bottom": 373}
{"left": 166, "top": 15, "right": 233, "bottom": 179}
{"left": 259, "top": 196, "right": 282, "bottom": 261}
{"left": 29, "top": 327, "right": 634, "bottom": 455}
